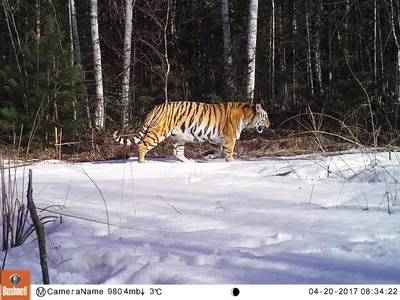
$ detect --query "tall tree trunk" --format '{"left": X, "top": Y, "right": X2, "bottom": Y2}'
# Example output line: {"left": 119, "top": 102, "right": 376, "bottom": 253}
{"left": 90, "top": 0, "right": 105, "bottom": 130}
{"left": 221, "top": 0, "right": 234, "bottom": 98}
{"left": 328, "top": 26, "right": 333, "bottom": 101}
{"left": 246, "top": 0, "right": 259, "bottom": 103}
{"left": 68, "top": 0, "right": 77, "bottom": 121}
{"left": 70, "top": 0, "right": 92, "bottom": 129}
{"left": 163, "top": 0, "right": 171, "bottom": 103}
{"left": 36, "top": 0, "right": 41, "bottom": 120}
{"left": 305, "top": 0, "right": 314, "bottom": 97}
{"left": 314, "top": 0, "right": 323, "bottom": 95}
{"left": 270, "top": 0, "right": 275, "bottom": 102}
{"left": 292, "top": 0, "right": 297, "bottom": 106}
{"left": 373, "top": 0, "right": 378, "bottom": 84}
{"left": 122, "top": 0, "right": 135, "bottom": 128}
{"left": 131, "top": 39, "right": 137, "bottom": 120}
{"left": 378, "top": 7, "right": 386, "bottom": 98}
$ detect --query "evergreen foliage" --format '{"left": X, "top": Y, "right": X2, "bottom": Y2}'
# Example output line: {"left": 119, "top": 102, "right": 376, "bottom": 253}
{"left": 1, "top": 14, "right": 83, "bottom": 142}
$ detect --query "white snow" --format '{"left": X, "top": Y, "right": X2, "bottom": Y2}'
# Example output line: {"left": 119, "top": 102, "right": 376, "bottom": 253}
{"left": 2, "top": 151, "right": 400, "bottom": 284}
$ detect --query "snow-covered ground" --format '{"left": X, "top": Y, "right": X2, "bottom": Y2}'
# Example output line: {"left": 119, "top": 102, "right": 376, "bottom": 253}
{"left": 2, "top": 151, "right": 400, "bottom": 284}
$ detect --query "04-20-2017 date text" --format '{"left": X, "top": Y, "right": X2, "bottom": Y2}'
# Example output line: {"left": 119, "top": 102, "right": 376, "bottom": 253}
{"left": 309, "top": 287, "right": 397, "bottom": 296}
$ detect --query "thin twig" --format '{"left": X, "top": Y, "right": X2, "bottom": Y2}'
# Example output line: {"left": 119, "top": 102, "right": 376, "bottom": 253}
{"left": 52, "top": 258, "right": 73, "bottom": 270}
{"left": 63, "top": 181, "right": 72, "bottom": 206}
{"left": 79, "top": 169, "right": 111, "bottom": 235}
{"left": 156, "top": 196, "right": 182, "bottom": 215}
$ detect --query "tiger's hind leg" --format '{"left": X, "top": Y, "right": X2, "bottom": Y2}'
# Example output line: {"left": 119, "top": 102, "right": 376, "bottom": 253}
{"left": 138, "top": 142, "right": 150, "bottom": 163}
{"left": 171, "top": 138, "right": 195, "bottom": 163}
{"left": 222, "top": 137, "right": 236, "bottom": 162}
{"left": 203, "top": 143, "right": 223, "bottom": 159}
{"left": 138, "top": 128, "right": 169, "bottom": 163}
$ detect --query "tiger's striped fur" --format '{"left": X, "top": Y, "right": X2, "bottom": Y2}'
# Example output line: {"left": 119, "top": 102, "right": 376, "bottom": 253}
{"left": 113, "top": 101, "right": 270, "bottom": 163}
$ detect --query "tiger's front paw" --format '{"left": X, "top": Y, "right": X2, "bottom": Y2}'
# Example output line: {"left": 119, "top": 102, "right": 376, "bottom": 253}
{"left": 225, "top": 157, "right": 235, "bottom": 162}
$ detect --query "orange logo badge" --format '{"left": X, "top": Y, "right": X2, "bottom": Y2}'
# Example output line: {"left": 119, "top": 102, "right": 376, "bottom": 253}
{"left": 1, "top": 270, "right": 30, "bottom": 300}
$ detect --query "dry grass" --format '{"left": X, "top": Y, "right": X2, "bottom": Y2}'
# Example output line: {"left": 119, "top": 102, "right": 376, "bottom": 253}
{"left": 0, "top": 129, "right": 355, "bottom": 163}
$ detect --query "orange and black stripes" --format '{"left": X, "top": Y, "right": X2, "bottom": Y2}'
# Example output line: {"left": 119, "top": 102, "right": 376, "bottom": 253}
{"left": 113, "top": 101, "right": 270, "bottom": 163}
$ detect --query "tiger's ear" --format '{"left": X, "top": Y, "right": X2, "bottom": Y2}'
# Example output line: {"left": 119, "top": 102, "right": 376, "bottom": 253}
{"left": 256, "top": 104, "right": 262, "bottom": 112}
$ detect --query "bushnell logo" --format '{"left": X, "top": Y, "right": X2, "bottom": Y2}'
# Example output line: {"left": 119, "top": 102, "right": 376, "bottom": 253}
{"left": 1, "top": 270, "right": 30, "bottom": 300}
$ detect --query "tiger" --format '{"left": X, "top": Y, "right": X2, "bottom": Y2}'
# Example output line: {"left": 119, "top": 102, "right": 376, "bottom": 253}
{"left": 113, "top": 101, "right": 270, "bottom": 163}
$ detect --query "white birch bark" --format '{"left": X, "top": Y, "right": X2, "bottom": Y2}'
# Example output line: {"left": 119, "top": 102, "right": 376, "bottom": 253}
{"left": 246, "top": 0, "right": 259, "bottom": 103}
{"left": 90, "top": 0, "right": 105, "bottom": 130}
{"left": 122, "top": 0, "right": 135, "bottom": 128}
{"left": 305, "top": 0, "right": 314, "bottom": 96}
{"left": 292, "top": 0, "right": 297, "bottom": 105}
{"left": 270, "top": 0, "right": 275, "bottom": 101}
{"left": 373, "top": 0, "right": 378, "bottom": 84}
{"left": 314, "top": 0, "right": 323, "bottom": 95}
{"left": 163, "top": 0, "right": 171, "bottom": 103}
{"left": 36, "top": 0, "right": 43, "bottom": 121}
{"left": 68, "top": 0, "right": 77, "bottom": 121}
{"left": 221, "top": 0, "right": 234, "bottom": 97}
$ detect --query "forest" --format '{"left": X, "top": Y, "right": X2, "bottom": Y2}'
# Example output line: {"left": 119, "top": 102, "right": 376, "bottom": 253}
{"left": 0, "top": 0, "right": 400, "bottom": 154}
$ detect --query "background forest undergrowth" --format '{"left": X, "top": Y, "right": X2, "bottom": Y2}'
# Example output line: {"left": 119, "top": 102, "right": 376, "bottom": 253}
{"left": 1, "top": 0, "right": 400, "bottom": 162}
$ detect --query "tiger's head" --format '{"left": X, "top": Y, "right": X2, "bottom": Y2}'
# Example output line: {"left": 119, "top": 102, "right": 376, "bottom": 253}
{"left": 250, "top": 103, "right": 270, "bottom": 133}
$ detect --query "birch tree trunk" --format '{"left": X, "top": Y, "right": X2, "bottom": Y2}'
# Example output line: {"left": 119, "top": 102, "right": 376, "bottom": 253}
{"left": 122, "top": 0, "right": 135, "bottom": 128}
{"left": 270, "top": 0, "right": 275, "bottom": 102}
{"left": 246, "top": 0, "right": 259, "bottom": 103}
{"left": 163, "top": 0, "right": 171, "bottom": 103}
{"left": 70, "top": 0, "right": 92, "bottom": 129}
{"left": 328, "top": 25, "right": 333, "bottom": 101}
{"left": 373, "top": 0, "right": 378, "bottom": 84}
{"left": 221, "top": 0, "right": 234, "bottom": 98}
{"left": 36, "top": 0, "right": 42, "bottom": 121}
{"left": 292, "top": 0, "right": 297, "bottom": 106}
{"left": 314, "top": 0, "right": 323, "bottom": 95}
{"left": 305, "top": 0, "right": 314, "bottom": 97}
{"left": 90, "top": 0, "right": 105, "bottom": 130}
{"left": 68, "top": 0, "right": 77, "bottom": 121}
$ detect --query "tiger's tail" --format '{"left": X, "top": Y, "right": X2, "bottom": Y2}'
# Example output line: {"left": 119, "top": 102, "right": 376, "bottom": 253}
{"left": 113, "top": 131, "right": 141, "bottom": 146}
{"left": 114, "top": 107, "right": 160, "bottom": 146}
